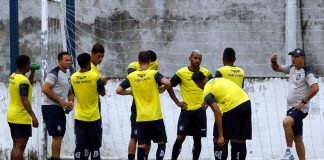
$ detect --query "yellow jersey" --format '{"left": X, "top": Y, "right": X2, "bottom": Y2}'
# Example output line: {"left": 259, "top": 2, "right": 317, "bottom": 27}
{"left": 71, "top": 70, "right": 102, "bottom": 121}
{"left": 215, "top": 66, "right": 245, "bottom": 88}
{"left": 204, "top": 78, "right": 250, "bottom": 114}
{"left": 91, "top": 62, "right": 101, "bottom": 77}
{"left": 127, "top": 60, "right": 159, "bottom": 74}
{"left": 121, "top": 70, "right": 164, "bottom": 122}
{"left": 172, "top": 67, "right": 212, "bottom": 110}
{"left": 7, "top": 73, "right": 32, "bottom": 124}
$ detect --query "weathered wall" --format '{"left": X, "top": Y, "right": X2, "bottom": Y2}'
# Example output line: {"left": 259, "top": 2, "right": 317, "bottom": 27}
{"left": 0, "top": 0, "right": 305, "bottom": 82}
{"left": 0, "top": 79, "right": 324, "bottom": 159}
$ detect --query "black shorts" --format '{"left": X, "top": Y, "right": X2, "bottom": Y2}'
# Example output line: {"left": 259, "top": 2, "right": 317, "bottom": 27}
{"left": 214, "top": 100, "right": 252, "bottom": 140}
{"left": 177, "top": 107, "right": 207, "bottom": 137}
{"left": 42, "top": 105, "right": 66, "bottom": 136}
{"left": 75, "top": 119, "right": 102, "bottom": 148}
{"left": 8, "top": 122, "right": 32, "bottom": 139}
{"left": 287, "top": 107, "right": 308, "bottom": 136}
{"left": 130, "top": 99, "right": 137, "bottom": 139}
{"left": 136, "top": 119, "right": 167, "bottom": 145}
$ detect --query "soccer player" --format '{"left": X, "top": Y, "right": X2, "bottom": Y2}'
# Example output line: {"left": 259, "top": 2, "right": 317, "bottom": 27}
{"left": 192, "top": 71, "right": 252, "bottom": 160}
{"left": 116, "top": 51, "right": 171, "bottom": 160}
{"left": 90, "top": 43, "right": 108, "bottom": 84}
{"left": 271, "top": 48, "right": 319, "bottom": 160}
{"left": 42, "top": 52, "right": 74, "bottom": 160}
{"left": 71, "top": 53, "right": 106, "bottom": 160}
{"left": 7, "top": 55, "right": 39, "bottom": 160}
{"left": 90, "top": 43, "right": 108, "bottom": 149}
{"left": 126, "top": 50, "right": 158, "bottom": 160}
{"left": 166, "top": 50, "right": 212, "bottom": 160}
{"left": 215, "top": 48, "right": 245, "bottom": 88}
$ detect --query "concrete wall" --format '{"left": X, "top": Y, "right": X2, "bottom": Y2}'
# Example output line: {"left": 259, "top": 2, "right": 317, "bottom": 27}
{"left": 1, "top": 0, "right": 324, "bottom": 82}
{"left": 0, "top": 79, "right": 324, "bottom": 159}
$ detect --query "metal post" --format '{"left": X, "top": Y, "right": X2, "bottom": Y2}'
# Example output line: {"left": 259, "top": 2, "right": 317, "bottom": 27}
{"left": 41, "top": 0, "right": 49, "bottom": 159}
{"left": 66, "top": 0, "right": 76, "bottom": 70}
{"left": 286, "top": 0, "right": 297, "bottom": 64}
{"left": 10, "top": 0, "right": 19, "bottom": 73}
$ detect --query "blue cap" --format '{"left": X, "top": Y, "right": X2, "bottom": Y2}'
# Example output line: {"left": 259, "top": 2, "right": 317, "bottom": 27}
{"left": 288, "top": 48, "right": 305, "bottom": 56}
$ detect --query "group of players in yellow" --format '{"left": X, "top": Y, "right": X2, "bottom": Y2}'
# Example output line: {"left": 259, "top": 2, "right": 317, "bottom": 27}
{"left": 7, "top": 43, "right": 317, "bottom": 160}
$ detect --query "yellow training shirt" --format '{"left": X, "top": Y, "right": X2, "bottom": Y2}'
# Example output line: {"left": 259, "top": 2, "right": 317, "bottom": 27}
{"left": 71, "top": 70, "right": 101, "bottom": 121}
{"left": 91, "top": 62, "right": 101, "bottom": 77}
{"left": 173, "top": 67, "right": 211, "bottom": 110}
{"left": 7, "top": 73, "right": 32, "bottom": 124}
{"left": 204, "top": 78, "right": 249, "bottom": 114}
{"left": 127, "top": 60, "right": 159, "bottom": 73}
{"left": 215, "top": 66, "right": 245, "bottom": 88}
{"left": 127, "top": 70, "right": 162, "bottom": 122}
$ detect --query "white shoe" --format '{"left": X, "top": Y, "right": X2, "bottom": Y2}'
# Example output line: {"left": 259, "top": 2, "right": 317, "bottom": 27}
{"left": 280, "top": 148, "right": 294, "bottom": 160}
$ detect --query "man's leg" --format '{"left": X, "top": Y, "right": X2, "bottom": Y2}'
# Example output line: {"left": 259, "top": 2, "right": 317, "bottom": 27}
{"left": 171, "top": 135, "right": 186, "bottom": 160}
{"left": 156, "top": 142, "right": 166, "bottom": 160}
{"left": 283, "top": 116, "right": 295, "bottom": 148}
{"left": 230, "top": 140, "right": 247, "bottom": 160}
{"left": 192, "top": 135, "right": 202, "bottom": 160}
{"left": 11, "top": 138, "right": 28, "bottom": 160}
{"left": 52, "top": 136, "right": 63, "bottom": 158}
{"left": 137, "top": 144, "right": 147, "bottom": 160}
{"left": 128, "top": 138, "right": 137, "bottom": 160}
{"left": 214, "top": 137, "right": 228, "bottom": 160}
{"left": 144, "top": 142, "right": 151, "bottom": 160}
{"left": 294, "top": 135, "right": 305, "bottom": 160}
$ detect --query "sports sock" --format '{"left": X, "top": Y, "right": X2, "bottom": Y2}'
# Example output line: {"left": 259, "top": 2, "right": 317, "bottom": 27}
{"left": 214, "top": 142, "right": 228, "bottom": 160}
{"left": 172, "top": 139, "right": 183, "bottom": 160}
{"left": 128, "top": 154, "right": 135, "bottom": 160}
{"left": 192, "top": 136, "right": 202, "bottom": 160}
{"left": 156, "top": 143, "right": 166, "bottom": 160}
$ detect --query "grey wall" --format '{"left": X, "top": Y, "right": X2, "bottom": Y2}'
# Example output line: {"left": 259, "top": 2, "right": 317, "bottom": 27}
{"left": 0, "top": 0, "right": 323, "bottom": 81}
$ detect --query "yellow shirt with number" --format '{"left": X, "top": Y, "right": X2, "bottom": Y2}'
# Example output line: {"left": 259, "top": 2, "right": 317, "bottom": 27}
{"left": 175, "top": 67, "right": 211, "bottom": 110}
{"left": 7, "top": 73, "right": 32, "bottom": 124}
{"left": 215, "top": 66, "right": 245, "bottom": 88}
{"left": 71, "top": 70, "right": 101, "bottom": 121}
{"left": 127, "top": 70, "right": 162, "bottom": 122}
{"left": 204, "top": 78, "right": 249, "bottom": 114}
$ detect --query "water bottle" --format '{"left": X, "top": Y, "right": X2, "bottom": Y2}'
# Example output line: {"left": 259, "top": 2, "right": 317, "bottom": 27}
{"left": 30, "top": 63, "right": 41, "bottom": 70}
{"left": 64, "top": 108, "right": 71, "bottom": 114}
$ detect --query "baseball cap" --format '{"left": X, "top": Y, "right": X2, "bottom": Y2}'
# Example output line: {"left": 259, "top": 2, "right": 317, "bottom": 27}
{"left": 288, "top": 48, "right": 305, "bottom": 56}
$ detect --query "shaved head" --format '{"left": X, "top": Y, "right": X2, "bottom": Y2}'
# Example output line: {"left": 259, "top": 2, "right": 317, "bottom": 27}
{"left": 190, "top": 50, "right": 201, "bottom": 57}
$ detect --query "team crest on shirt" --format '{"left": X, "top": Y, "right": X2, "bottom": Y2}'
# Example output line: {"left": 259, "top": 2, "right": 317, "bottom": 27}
{"left": 137, "top": 73, "right": 146, "bottom": 78}
{"left": 296, "top": 73, "right": 301, "bottom": 80}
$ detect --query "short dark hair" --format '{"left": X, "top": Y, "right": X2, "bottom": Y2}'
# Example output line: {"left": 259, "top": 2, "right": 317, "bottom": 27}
{"left": 138, "top": 51, "right": 151, "bottom": 64}
{"left": 223, "top": 48, "right": 236, "bottom": 62}
{"left": 147, "top": 50, "right": 157, "bottom": 62}
{"left": 191, "top": 71, "right": 206, "bottom": 83}
{"left": 77, "top": 53, "right": 91, "bottom": 68}
{"left": 91, "top": 43, "right": 105, "bottom": 54}
{"left": 58, "top": 52, "right": 71, "bottom": 60}
{"left": 16, "top": 55, "right": 30, "bottom": 69}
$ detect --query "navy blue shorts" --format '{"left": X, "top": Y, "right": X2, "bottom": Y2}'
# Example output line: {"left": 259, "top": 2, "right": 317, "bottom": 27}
{"left": 75, "top": 119, "right": 102, "bottom": 148}
{"left": 8, "top": 122, "right": 32, "bottom": 139}
{"left": 214, "top": 100, "right": 252, "bottom": 140}
{"left": 287, "top": 107, "right": 308, "bottom": 136}
{"left": 42, "top": 105, "right": 66, "bottom": 136}
{"left": 130, "top": 99, "right": 137, "bottom": 139}
{"left": 136, "top": 119, "right": 167, "bottom": 145}
{"left": 177, "top": 107, "right": 207, "bottom": 137}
